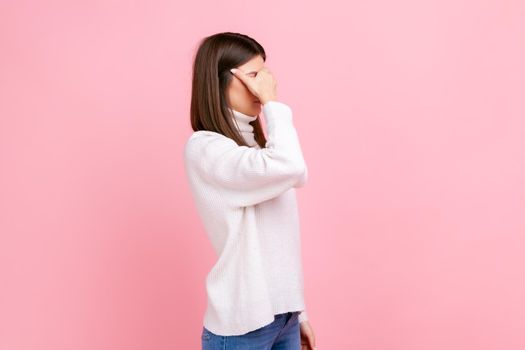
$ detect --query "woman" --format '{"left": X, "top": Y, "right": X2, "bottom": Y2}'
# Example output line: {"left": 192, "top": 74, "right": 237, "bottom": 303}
{"left": 184, "top": 32, "right": 317, "bottom": 350}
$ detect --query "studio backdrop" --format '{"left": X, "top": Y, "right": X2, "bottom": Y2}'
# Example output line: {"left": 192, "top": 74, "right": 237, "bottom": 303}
{"left": 1, "top": 0, "right": 524, "bottom": 349}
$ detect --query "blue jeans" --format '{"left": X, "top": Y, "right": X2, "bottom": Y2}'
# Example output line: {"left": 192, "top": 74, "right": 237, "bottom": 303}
{"left": 201, "top": 311, "right": 301, "bottom": 350}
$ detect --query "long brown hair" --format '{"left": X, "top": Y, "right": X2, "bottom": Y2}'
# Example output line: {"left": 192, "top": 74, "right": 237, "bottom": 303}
{"left": 190, "top": 32, "right": 267, "bottom": 148}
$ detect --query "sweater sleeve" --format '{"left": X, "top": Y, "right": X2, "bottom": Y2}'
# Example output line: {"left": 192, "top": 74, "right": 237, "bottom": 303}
{"left": 298, "top": 310, "right": 308, "bottom": 323}
{"left": 294, "top": 162, "right": 308, "bottom": 188}
{"left": 186, "top": 100, "right": 308, "bottom": 207}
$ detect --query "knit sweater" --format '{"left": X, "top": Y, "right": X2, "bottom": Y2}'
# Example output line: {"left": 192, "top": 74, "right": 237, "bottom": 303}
{"left": 183, "top": 100, "right": 309, "bottom": 336}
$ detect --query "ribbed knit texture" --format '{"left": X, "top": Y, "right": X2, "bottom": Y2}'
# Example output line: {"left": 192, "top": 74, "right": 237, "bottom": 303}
{"left": 183, "top": 100, "right": 309, "bottom": 336}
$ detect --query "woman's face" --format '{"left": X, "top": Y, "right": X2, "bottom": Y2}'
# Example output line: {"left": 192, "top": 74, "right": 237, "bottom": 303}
{"left": 226, "top": 55, "right": 264, "bottom": 116}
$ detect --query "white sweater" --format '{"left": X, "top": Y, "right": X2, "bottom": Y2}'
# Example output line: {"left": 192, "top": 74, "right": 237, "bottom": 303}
{"left": 183, "top": 100, "right": 309, "bottom": 336}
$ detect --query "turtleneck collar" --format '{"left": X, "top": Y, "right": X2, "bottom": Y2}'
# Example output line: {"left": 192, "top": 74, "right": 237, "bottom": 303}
{"left": 229, "top": 108, "right": 259, "bottom": 147}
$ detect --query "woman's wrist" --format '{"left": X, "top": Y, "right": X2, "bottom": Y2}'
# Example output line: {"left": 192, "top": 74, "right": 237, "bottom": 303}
{"left": 260, "top": 95, "right": 277, "bottom": 105}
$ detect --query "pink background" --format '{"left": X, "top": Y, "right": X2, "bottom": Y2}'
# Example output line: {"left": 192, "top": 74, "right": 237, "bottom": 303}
{"left": 1, "top": 1, "right": 524, "bottom": 349}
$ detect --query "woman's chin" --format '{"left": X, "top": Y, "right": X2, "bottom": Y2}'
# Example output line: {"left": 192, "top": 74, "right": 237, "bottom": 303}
{"left": 252, "top": 102, "right": 262, "bottom": 112}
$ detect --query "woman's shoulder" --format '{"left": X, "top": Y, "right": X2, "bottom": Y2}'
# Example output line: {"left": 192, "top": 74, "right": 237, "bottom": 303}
{"left": 184, "top": 130, "right": 237, "bottom": 161}
{"left": 186, "top": 130, "right": 233, "bottom": 146}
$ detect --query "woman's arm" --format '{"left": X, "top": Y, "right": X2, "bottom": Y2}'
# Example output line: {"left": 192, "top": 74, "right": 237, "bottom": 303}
{"left": 185, "top": 101, "right": 308, "bottom": 207}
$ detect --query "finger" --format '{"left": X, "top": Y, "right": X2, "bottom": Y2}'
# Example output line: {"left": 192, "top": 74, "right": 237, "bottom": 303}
{"left": 230, "top": 68, "right": 248, "bottom": 83}
{"left": 301, "top": 338, "right": 309, "bottom": 350}
{"left": 230, "top": 67, "right": 259, "bottom": 97}
{"left": 308, "top": 335, "right": 316, "bottom": 349}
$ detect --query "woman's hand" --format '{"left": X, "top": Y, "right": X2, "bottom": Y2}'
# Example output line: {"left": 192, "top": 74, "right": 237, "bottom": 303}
{"left": 230, "top": 67, "right": 278, "bottom": 105}
{"left": 300, "top": 320, "right": 317, "bottom": 350}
